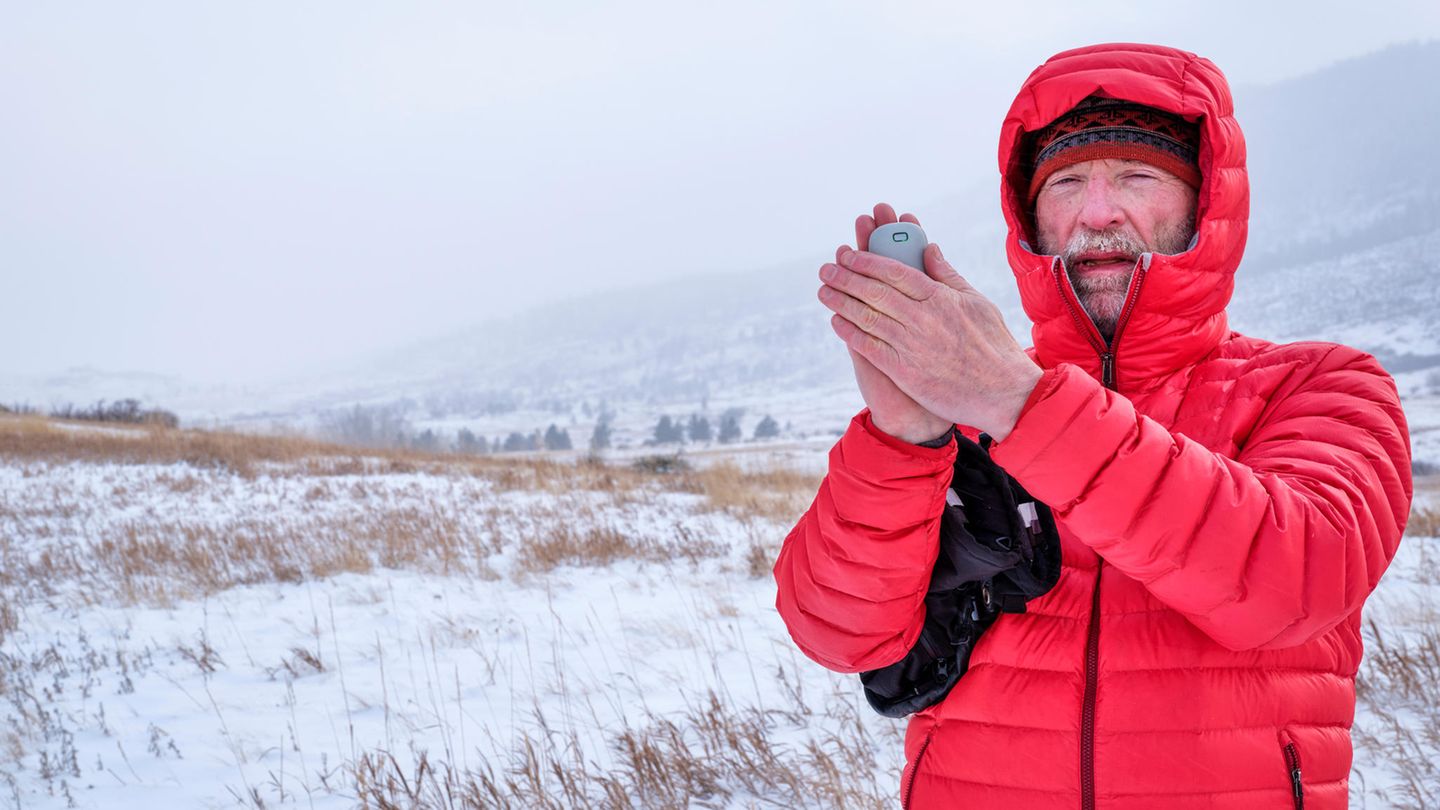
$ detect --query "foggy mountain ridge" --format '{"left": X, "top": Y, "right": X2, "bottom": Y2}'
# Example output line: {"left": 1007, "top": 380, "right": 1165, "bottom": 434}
{"left": 1237, "top": 40, "right": 1440, "bottom": 274}
{"left": 316, "top": 42, "right": 1440, "bottom": 418}
{"left": 5, "top": 42, "right": 1437, "bottom": 429}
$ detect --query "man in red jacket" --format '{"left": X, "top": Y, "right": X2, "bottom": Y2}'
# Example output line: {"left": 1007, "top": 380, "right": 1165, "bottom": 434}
{"left": 774, "top": 43, "right": 1412, "bottom": 809}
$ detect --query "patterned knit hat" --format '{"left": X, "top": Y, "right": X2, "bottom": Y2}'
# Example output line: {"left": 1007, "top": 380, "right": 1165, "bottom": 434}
{"left": 1027, "top": 95, "right": 1201, "bottom": 203}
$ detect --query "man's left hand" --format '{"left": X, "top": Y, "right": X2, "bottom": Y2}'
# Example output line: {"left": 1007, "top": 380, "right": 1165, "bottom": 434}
{"left": 817, "top": 243, "right": 1043, "bottom": 441}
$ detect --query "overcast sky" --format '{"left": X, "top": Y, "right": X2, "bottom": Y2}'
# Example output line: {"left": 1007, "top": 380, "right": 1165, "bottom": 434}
{"left": 4, "top": 1, "right": 1438, "bottom": 384}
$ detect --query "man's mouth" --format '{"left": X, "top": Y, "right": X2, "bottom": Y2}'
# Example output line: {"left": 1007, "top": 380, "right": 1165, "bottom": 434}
{"left": 1072, "top": 252, "right": 1136, "bottom": 269}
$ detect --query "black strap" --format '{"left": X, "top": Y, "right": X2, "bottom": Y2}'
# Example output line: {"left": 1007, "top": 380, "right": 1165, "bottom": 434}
{"left": 859, "top": 433, "right": 1061, "bottom": 718}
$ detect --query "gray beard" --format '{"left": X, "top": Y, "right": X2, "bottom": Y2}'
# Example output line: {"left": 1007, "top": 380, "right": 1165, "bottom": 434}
{"left": 1071, "top": 264, "right": 1133, "bottom": 342}
{"left": 1038, "top": 216, "right": 1195, "bottom": 342}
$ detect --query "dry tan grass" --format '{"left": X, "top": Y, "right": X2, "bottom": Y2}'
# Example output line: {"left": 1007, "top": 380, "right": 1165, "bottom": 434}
{"left": 0, "top": 599, "right": 17, "bottom": 645}
{"left": 1406, "top": 506, "right": 1440, "bottom": 539}
{"left": 0, "top": 414, "right": 347, "bottom": 478}
{"left": 0, "top": 415, "right": 820, "bottom": 520}
{"left": 348, "top": 687, "right": 894, "bottom": 809}
{"left": 514, "top": 521, "right": 729, "bottom": 575}
{"left": 678, "top": 461, "right": 821, "bottom": 523}
{"left": 1355, "top": 606, "right": 1440, "bottom": 809}
{"left": 0, "top": 496, "right": 515, "bottom": 606}
{"left": 0, "top": 415, "right": 815, "bottom": 607}
{"left": 1353, "top": 493, "right": 1440, "bottom": 807}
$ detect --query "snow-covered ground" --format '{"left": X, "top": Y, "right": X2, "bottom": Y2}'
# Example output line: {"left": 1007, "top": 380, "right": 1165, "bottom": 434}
{"left": 0, "top": 431, "right": 899, "bottom": 809}
{"left": 1, "top": 419, "right": 1435, "bottom": 808}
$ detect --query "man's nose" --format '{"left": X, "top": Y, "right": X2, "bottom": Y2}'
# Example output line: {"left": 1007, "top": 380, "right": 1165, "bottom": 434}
{"left": 1077, "top": 178, "right": 1125, "bottom": 232}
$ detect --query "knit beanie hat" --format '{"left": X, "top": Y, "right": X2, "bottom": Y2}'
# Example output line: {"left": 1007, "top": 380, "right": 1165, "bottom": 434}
{"left": 1026, "top": 95, "right": 1201, "bottom": 203}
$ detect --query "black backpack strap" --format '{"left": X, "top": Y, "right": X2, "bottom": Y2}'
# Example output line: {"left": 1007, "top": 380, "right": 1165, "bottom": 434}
{"left": 860, "top": 433, "right": 1061, "bottom": 718}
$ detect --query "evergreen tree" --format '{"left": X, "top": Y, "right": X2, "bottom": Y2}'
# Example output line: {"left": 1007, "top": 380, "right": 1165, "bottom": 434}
{"left": 411, "top": 428, "right": 440, "bottom": 452}
{"left": 753, "top": 414, "right": 780, "bottom": 440}
{"left": 718, "top": 410, "right": 743, "bottom": 444}
{"left": 544, "top": 424, "right": 573, "bottom": 451}
{"left": 653, "top": 415, "right": 685, "bottom": 444}
{"left": 502, "top": 431, "right": 529, "bottom": 452}
{"left": 687, "top": 414, "right": 713, "bottom": 443}
{"left": 455, "top": 427, "right": 487, "bottom": 454}
{"left": 589, "top": 416, "right": 613, "bottom": 451}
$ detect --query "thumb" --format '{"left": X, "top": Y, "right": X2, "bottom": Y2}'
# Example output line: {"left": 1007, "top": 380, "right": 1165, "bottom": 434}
{"left": 923, "top": 244, "right": 975, "bottom": 293}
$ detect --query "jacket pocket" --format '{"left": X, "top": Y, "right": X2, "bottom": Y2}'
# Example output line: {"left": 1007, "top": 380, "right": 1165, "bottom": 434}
{"left": 1277, "top": 728, "right": 1304, "bottom": 810}
{"left": 902, "top": 727, "right": 936, "bottom": 810}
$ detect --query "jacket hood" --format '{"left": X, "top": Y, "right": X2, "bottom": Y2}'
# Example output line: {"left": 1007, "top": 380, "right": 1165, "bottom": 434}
{"left": 999, "top": 43, "right": 1248, "bottom": 392}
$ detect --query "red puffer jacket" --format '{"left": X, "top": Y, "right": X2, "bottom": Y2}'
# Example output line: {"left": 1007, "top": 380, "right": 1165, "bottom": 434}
{"left": 774, "top": 43, "right": 1413, "bottom": 809}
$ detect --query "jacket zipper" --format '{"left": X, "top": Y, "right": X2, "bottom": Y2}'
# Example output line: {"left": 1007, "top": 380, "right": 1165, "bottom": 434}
{"left": 1081, "top": 561, "right": 1102, "bottom": 810}
{"left": 1052, "top": 254, "right": 1142, "bottom": 806}
{"left": 1282, "top": 739, "right": 1304, "bottom": 809}
{"left": 903, "top": 729, "right": 936, "bottom": 810}
{"left": 1051, "top": 256, "right": 1149, "bottom": 391}
{"left": 1105, "top": 257, "right": 1149, "bottom": 388}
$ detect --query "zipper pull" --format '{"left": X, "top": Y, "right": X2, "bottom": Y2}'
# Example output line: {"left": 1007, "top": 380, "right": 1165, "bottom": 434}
{"left": 1101, "top": 352, "right": 1116, "bottom": 389}
{"left": 1284, "top": 740, "right": 1304, "bottom": 807}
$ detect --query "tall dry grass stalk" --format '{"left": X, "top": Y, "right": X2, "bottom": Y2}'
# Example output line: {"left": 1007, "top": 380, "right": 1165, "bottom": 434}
{"left": 1349, "top": 501, "right": 1439, "bottom": 808}
{"left": 1355, "top": 606, "right": 1440, "bottom": 809}
{"left": 1406, "top": 506, "right": 1440, "bottom": 540}
{"left": 349, "top": 688, "right": 894, "bottom": 809}
{"left": 677, "top": 461, "right": 820, "bottom": 523}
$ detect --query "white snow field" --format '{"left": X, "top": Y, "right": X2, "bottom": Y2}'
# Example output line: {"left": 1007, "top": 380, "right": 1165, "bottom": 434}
{"left": 0, "top": 415, "right": 1436, "bottom": 809}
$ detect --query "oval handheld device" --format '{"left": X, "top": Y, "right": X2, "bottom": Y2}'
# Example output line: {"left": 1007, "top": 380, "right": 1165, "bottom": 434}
{"left": 867, "top": 222, "right": 928, "bottom": 270}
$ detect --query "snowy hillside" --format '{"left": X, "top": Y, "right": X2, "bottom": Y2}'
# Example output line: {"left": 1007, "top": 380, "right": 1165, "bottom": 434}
{"left": 0, "top": 415, "right": 899, "bottom": 808}
{"left": 1229, "top": 228, "right": 1440, "bottom": 366}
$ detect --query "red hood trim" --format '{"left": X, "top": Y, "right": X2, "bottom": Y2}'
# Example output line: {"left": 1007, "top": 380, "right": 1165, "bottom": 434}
{"left": 998, "top": 43, "right": 1248, "bottom": 393}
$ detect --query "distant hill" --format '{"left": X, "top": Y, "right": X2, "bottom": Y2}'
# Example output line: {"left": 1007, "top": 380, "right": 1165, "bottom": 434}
{"left": 8, "top": 42, "right": 1437, "bottom": 443}
{"left": 322, "top": 43, "right": 1440, "bottom": 411}
{"left": 1228, "top": 41, "right": 1440, "bottom": 370}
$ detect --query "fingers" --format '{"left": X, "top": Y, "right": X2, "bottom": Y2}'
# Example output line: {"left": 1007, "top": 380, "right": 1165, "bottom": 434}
{"left": 820, "top": 259, "right": 920, "bottom": 319}
{"left": 900, "top": 211, "right": 921, "bottom": 227}
{"left": 856, "top": 203, "right": 899, "bottom": 250}
{"left": 829, "top": 313, "right": 899, "bottom": 372}
{"left": 817, "top": 281, "right": 906, "bottom": 344}
{"left": 921, "top": 243, "right": 977, "bottom": 294}
{"left": 854, "top": 214, "right": 875, "bottom": 251}
{"left": 836, "top": 247, "right": 937, "bottom": 301}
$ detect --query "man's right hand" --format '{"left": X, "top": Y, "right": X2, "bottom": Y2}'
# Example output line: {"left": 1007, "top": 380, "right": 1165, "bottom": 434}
{"left": 831, "top": 203, "right": 954, "bottom": 445}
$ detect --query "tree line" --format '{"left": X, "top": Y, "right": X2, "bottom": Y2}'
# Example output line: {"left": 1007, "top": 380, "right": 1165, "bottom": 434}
{"left": 3, "top": 399, "right": 180, "bottom": 428}
{"left": 645, "top": 411, "right": 779, "bottom": 445}
{"left": 320, "top": 403, "right": 786, "bottom": 455}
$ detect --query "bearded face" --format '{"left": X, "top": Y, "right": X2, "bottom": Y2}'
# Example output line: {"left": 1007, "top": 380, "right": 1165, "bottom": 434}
{"left": 1032, "top": 158, "right": 1199, "bottom": 342}
{"left": 1038, "top": 213, "right": 1196, "bottom": 340}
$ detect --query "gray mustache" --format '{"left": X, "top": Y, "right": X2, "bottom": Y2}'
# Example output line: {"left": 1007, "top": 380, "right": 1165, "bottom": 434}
{"left": 1062, "top": 229, "right": 1146, "bottom": 264}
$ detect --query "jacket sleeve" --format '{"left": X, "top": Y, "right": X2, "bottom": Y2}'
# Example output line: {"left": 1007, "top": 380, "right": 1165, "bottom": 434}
{"left": 773, "top": 409, "right": 957, "bottom": 673}
{"left": 990, "top": 348, "right": 1413, "bottom": 652}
